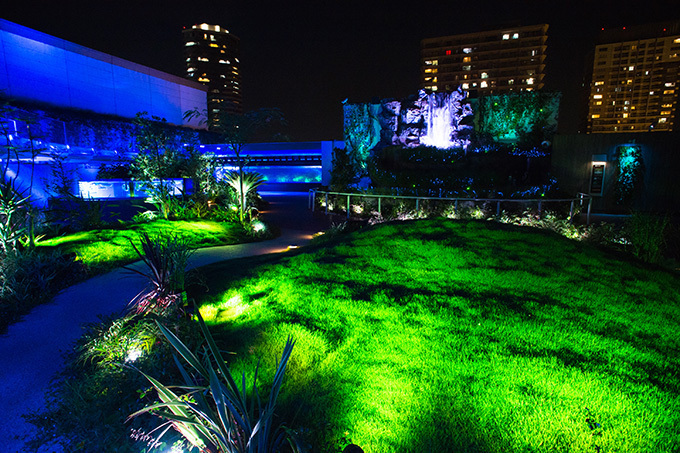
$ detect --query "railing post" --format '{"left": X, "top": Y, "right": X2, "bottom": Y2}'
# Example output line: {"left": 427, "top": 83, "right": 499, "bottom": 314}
{"left": 325, "top": 192, "right": 328, "bottom": 215}
{"left": 538, "top": 201, "right": 542, "bottom": 217}
{"left": 378, "top": 196, "right": 381, "bottom": 215}
{"left": 416, "top": 198, "right": 419, "bottom": 212}
{"left": 569, "top": 200, "right": 574, "bottom": 224}
{"left": 496, "top": 200, "right": 501, "bottom": 217}
{"left": 587, "top": 196, "right": 592, "bottom": 226}
{"left": 455, "top": 199, "right": 459, "bottom": 215}
{"left": 347, "top": 194, "right": 351, "bottom": 220}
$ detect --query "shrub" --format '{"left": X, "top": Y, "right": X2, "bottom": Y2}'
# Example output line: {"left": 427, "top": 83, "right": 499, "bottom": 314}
{"left": 26, "top": 314, "right": 199, "bottom": 452}
{"left": 624, "top": 212, "right": 669, "bottom": 264}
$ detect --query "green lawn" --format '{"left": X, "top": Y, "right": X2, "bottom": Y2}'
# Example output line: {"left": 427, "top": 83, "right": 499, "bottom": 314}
{"left": 38, "top": 219, "right": 246, "bottom": 272}
{"left": 191, "top": 218, "right": 680, "bottom": 453}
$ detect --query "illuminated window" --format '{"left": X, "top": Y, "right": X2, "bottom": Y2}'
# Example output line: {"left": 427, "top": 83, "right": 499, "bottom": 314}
{"left": 481, "top": 72, "right": 488, "bottom": 79}
{"left": 659, "top": 118, "right": 667, "bottom": 123}
{"left": 432, "top": 77, "right": 438, "bottom": 82}
{"left": 185, "top": 42, "right": 197, "bottom": 46}
{"left": 424, "top": 76, "right": 432, "bottom": 82}
{"left": 628, "top": 66, "right": 634, "bottom": 71}
{"left": 198, "top": 57, "right": 209, "bottom": 62}
{"left": 661, "top": 111, "right": 671, "bottom": 115}
{"left": 425, "top": 59, "right": 439, "bottom": 65}
{"left": 219, "top": 59, "right": 230, "bottom": 64}
{"left": 663, "top": 90, "right": 675, "bottom": 94}
{"left": 665, "top": 82, "right": 675, "bottom": 87}
{"left": 187, "top": 67, "right": 196, "bottom": 72}
{"left": 594, "top": 81, "right": 604, "bottom": 86}
{"left": 185, "top": 58, "right": 191, "bottom": 62}
{"left": 592, "top": 114, "right": 601, "bottom": 118}
{"left": 502, "top": 34, "right": 510, "bottom": 40}
{"left": 210, "top": 35, "right": 217, "bottom": 41}
{"left": 220, "top": 74, "right": 226, "bottom": 78}
{"left": 425, "top": 68, "right": 433, "bottom": 73}
{"left": 596, "top": 101, "right": 602, "bottom": 105}
{"left": 675, "top": 38, "right": 680, "bottom": 43}
{"left": 463, "top": 56, "right": 471, "bottom": 62}
{"left": 662, "top": 103, "right": 673, "bottom": 108}
{"left": 593, "top": 94, "right": 603, "bottom": 99}
{"left": 622, "top": 113, "right": 628, "bottom": 118}
{"left": 210, "top": 43, "right": 218, "bottom": 48}
{"left": 650, "top": 91, "right": 654, "bottom": 95}
{"left": 446, "top": 50, "right": 451, "bottom": 55}
{"left": 527, "top": 78, "right": 534, "bottom": 85}
{"left": 462, "top": 83, "right": 469, "bottom": 89}
{"left": 198, "top": 77, "right": 210, "bottom": 82}
{"left": 513, "top": 33, "right": 519, "bottom": 39}
{"left": 463, "top": 47, "right": 472, "bottom": 53}
{"left": 463, "top": 65, "right": 471, "bottom": 70}
{"left": 480, "top": 81, "right": 488, "bottom": 88}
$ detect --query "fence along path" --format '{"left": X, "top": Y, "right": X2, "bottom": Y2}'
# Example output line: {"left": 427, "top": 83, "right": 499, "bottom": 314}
{"left": 309, "top": 190, "right": 594, "bottom": 224}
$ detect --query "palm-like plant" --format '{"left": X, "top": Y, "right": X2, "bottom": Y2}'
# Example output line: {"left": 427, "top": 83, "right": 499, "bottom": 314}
{"left": 224, "top": 171, "right": 266, "bottom": 222}
{"left": 129, "top": 312, "right": 300, "bottom": 453}
{"left": 124, "top": 233, "right": 193, "bottom": 316}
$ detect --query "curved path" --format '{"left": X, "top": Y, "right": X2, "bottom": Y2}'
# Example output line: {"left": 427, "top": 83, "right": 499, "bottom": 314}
{"left": 0, "top": 192, "right": 330, "bottom": 452}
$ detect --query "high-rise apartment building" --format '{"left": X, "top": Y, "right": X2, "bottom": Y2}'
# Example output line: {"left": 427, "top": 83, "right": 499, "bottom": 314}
{"left": 420, "top": 24, "right": 548, "bottom": 95}
{"left": 587, "top": 21, "right": 680, "bottom": 133}
{"left": 183, "top": 23, "right": 242, "bottom": 128}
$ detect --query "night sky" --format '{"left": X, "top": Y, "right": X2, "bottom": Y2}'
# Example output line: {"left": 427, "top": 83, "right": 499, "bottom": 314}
{"left": 3, "top": 0, "right": 677, "bottom": 141}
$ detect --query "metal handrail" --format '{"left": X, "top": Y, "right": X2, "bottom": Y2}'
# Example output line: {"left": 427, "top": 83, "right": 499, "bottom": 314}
{"left": 309, "top": 189, "right": 594, "bottom": 224}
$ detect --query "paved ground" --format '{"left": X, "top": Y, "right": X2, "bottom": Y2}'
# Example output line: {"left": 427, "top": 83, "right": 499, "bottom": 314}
{"left": 0, "top": 192, "right": 331, "bottom": 452}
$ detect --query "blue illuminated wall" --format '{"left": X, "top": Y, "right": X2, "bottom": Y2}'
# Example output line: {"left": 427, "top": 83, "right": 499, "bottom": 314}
{"left": 0, "top": 19, "right": 207, "bottom": 128}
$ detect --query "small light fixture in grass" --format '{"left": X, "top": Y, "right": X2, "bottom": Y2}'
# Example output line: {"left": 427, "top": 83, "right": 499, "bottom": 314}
{"left": 251, "top": 219, "right": 266, "bottom": 233}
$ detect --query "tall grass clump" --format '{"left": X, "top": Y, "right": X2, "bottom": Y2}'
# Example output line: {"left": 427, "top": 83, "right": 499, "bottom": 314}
{"left": 624, "top": 212, "right": 669, "bottom": 264}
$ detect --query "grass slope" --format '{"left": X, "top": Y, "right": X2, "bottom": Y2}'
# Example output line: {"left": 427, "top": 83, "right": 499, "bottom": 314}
{"left": 38, "top": 220, "right": 245, "bottom": 272}
{"left": 191, "top": 219, "right": 680, "bottom": 453}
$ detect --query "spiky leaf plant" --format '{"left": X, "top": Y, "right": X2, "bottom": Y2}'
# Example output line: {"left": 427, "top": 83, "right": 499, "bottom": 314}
{"left": 224, "top": 171, "right": 266, "bottom": 222}
{"left": 124, "top": 233, "right": 193, "bottom": 316}
{"left": 129, "top": 311, "right": 300, "bottom": 453}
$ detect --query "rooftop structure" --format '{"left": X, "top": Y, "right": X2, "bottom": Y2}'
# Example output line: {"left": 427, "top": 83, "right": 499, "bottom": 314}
{"left": 0, "top": 18, "right": 206, "bottom": 128}
{"left": 420, "top": 24, "right": 548, "bottom": 96}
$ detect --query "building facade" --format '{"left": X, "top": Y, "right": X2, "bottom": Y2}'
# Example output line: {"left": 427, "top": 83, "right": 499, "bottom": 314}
{"left": 182, "top": 23, "right": 242, "bottom": 128}
{"left": 587, "top": 21, "right": 680, "bottom": 133}
{"left": 0, "top": 18, "right": 207, "bottom": 128}
{"left": 420, "top": 24, "right": 548, "bottom": 96}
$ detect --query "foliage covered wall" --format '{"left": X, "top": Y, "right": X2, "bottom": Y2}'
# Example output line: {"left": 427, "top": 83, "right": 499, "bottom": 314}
{"left": 473, "top": 91, "right": 561, "bottom": 145}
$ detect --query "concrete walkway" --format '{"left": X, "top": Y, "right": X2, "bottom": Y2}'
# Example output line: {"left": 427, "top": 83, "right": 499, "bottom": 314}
{"left": 0, "top": 193, "right": 330, "bottom": 452}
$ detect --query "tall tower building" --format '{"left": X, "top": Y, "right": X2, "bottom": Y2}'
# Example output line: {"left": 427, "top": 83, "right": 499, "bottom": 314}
{"left": 183, "top": 23, "right": 242, "bottom": 128}
{"left": 587, "top": 21, "right": 680, "bottom": 133}
{"left": 420, "top": 24, "right": 548, "bottom": 95}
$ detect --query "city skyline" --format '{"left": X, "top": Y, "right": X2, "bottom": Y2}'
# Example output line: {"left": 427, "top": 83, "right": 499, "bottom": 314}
{"left": 3, "top": 0, "right": 677, "bottom": 140}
